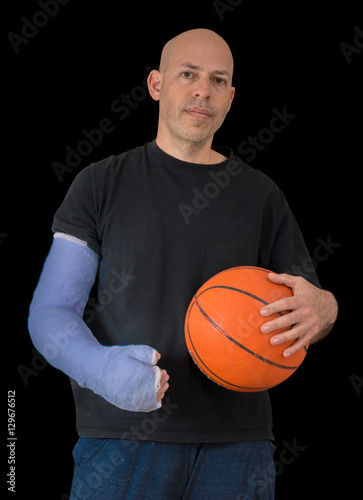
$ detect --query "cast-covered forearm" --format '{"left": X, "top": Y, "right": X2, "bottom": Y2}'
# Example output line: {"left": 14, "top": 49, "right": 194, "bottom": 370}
{"left": 28, "top": 237, "right": 163, "bottom": 412}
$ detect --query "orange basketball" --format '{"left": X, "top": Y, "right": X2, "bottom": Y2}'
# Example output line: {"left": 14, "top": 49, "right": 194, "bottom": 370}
{"left": 185, "top": 266, "right": 308, "bottom": 392}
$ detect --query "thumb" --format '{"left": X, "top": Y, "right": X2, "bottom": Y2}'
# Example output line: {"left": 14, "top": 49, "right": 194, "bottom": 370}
{"left": 128, "top": 345, "right": 160, "bottom": 365}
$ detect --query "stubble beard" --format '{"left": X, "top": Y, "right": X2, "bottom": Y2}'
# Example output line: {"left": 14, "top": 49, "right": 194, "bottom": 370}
{"left": 160, "top": 96, "right": 225, "bottom": 152}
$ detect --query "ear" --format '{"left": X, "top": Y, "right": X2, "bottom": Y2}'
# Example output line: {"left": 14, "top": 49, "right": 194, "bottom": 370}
{"left": 147, "top": 70, "right": 162, "bottom": 101}
{"left": 226, "top": 86, "right": 235, "bottom": 113}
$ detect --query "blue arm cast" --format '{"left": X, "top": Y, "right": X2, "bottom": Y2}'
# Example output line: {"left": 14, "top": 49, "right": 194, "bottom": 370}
{"left": 28, "top": 237, "right": 162, "bottom": 412}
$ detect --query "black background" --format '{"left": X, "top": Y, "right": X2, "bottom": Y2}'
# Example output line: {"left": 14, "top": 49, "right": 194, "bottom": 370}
{"left": 3, "top": 1, "right": 362, "bottom": 498}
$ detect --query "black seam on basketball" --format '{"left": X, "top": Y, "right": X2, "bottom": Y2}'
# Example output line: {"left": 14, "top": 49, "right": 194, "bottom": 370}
{"left": 188, "top": 346, "right": 274, "bottom": 391}
{"left": 194, "top": 296, "right": 298, "bottom": 370}
{"left": 202, "top": 283, "right": 308, "bottom": 354}
{"left": 212, "top": 267, "right": 271, "bottom": 278}
{"left": 186, "top": 303, "right": 273, "bottom": 390}
{"left": 196, "top": 285, "right": 284, "bottom": 317}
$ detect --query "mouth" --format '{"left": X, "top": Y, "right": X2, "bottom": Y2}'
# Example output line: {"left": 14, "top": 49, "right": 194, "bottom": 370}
{"left": 185, "top": 107, "right": 212, "bottom": 120}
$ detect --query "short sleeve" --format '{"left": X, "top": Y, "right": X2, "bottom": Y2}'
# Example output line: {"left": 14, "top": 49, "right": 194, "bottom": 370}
{"left": 52, "top": 166, "right": 101, "bottom": 256}
{"left": 269, "top": 205, "right": 321, "bottom": 288}
{"left": 255, "top": 178, "right": 321, "bottom": 288}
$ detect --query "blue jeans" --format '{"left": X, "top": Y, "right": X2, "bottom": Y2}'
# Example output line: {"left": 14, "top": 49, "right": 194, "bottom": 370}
{"left": 70, "top": 438, "right": 276, "bottom": 500}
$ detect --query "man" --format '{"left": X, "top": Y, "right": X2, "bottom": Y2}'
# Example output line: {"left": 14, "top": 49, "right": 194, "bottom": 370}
{"left": 29, "top": 29, "right": 337, "bottom": 499}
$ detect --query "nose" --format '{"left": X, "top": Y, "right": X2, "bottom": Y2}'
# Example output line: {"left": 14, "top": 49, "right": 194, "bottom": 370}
{"left": 192, "top": 77, "right": 211, "bottom": 100}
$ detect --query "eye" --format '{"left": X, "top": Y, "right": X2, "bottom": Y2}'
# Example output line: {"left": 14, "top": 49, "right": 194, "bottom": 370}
{"left": 181, "top": 72, "right": 194, "bottom": 79}
{"left": 214, "top": 77, "right": 227, "bottom": 86}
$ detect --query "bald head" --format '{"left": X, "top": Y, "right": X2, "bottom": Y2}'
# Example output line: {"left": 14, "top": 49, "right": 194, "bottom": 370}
{"left": 159, "top": 29, "right": 234, "bottom": 79}
{"left": 147, "top": 28, "right": 235, "bottom": 162}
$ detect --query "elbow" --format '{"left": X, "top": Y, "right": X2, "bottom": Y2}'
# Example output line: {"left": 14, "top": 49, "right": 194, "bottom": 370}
{"left": 27, "top": 300, "right": 73, "bottom": 360}
{"left": 27, "top": 299, "right": 52, "bottom": 355}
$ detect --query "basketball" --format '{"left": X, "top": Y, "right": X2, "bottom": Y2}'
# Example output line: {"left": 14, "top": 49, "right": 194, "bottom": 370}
{"left": 184, "top": 266, "right": 308, "bottom": 392}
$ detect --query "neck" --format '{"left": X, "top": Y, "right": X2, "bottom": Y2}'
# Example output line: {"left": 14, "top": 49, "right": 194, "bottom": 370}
{"left": 155, "top": 132, "right": 226, "bottom": 165}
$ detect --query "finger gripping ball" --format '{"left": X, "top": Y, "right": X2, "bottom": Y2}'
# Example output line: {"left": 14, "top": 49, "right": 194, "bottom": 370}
{"left": 184, "top": 266, "right": 308, "bottom": 392}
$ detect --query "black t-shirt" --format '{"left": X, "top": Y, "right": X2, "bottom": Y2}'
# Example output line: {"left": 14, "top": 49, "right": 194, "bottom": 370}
{"left": 52, "top": 140, "right": 320, "bottom": 443}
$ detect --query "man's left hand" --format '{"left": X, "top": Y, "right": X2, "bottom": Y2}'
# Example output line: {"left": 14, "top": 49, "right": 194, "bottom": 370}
{"left": 260, "top": 273, "right": 338, "bottom": 357}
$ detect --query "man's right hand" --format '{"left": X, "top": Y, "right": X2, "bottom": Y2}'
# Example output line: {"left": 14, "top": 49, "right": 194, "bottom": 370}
{"left": 101, "top": 345, "right": 170, "bottom": 412}
{"left": 155, "top": 352, "right": 170, "bottom": 403}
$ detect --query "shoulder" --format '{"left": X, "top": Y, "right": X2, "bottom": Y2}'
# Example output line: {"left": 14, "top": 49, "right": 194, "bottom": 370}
{"left": 88, "top": 143, "right": 148, "bottom": 177}
{"left": 222, "top": 154, "right": 289, "bottom": 216}
{"left": 230, "top": 153, "right": 284, "bottom": 189}
{"left": 69, "top": 143, "right": 149, "bottom": 195}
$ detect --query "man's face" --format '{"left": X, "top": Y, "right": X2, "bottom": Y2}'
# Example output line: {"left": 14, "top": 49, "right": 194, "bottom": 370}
{"left": 153, "top": 36, "right": 235, "bottom": 148}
